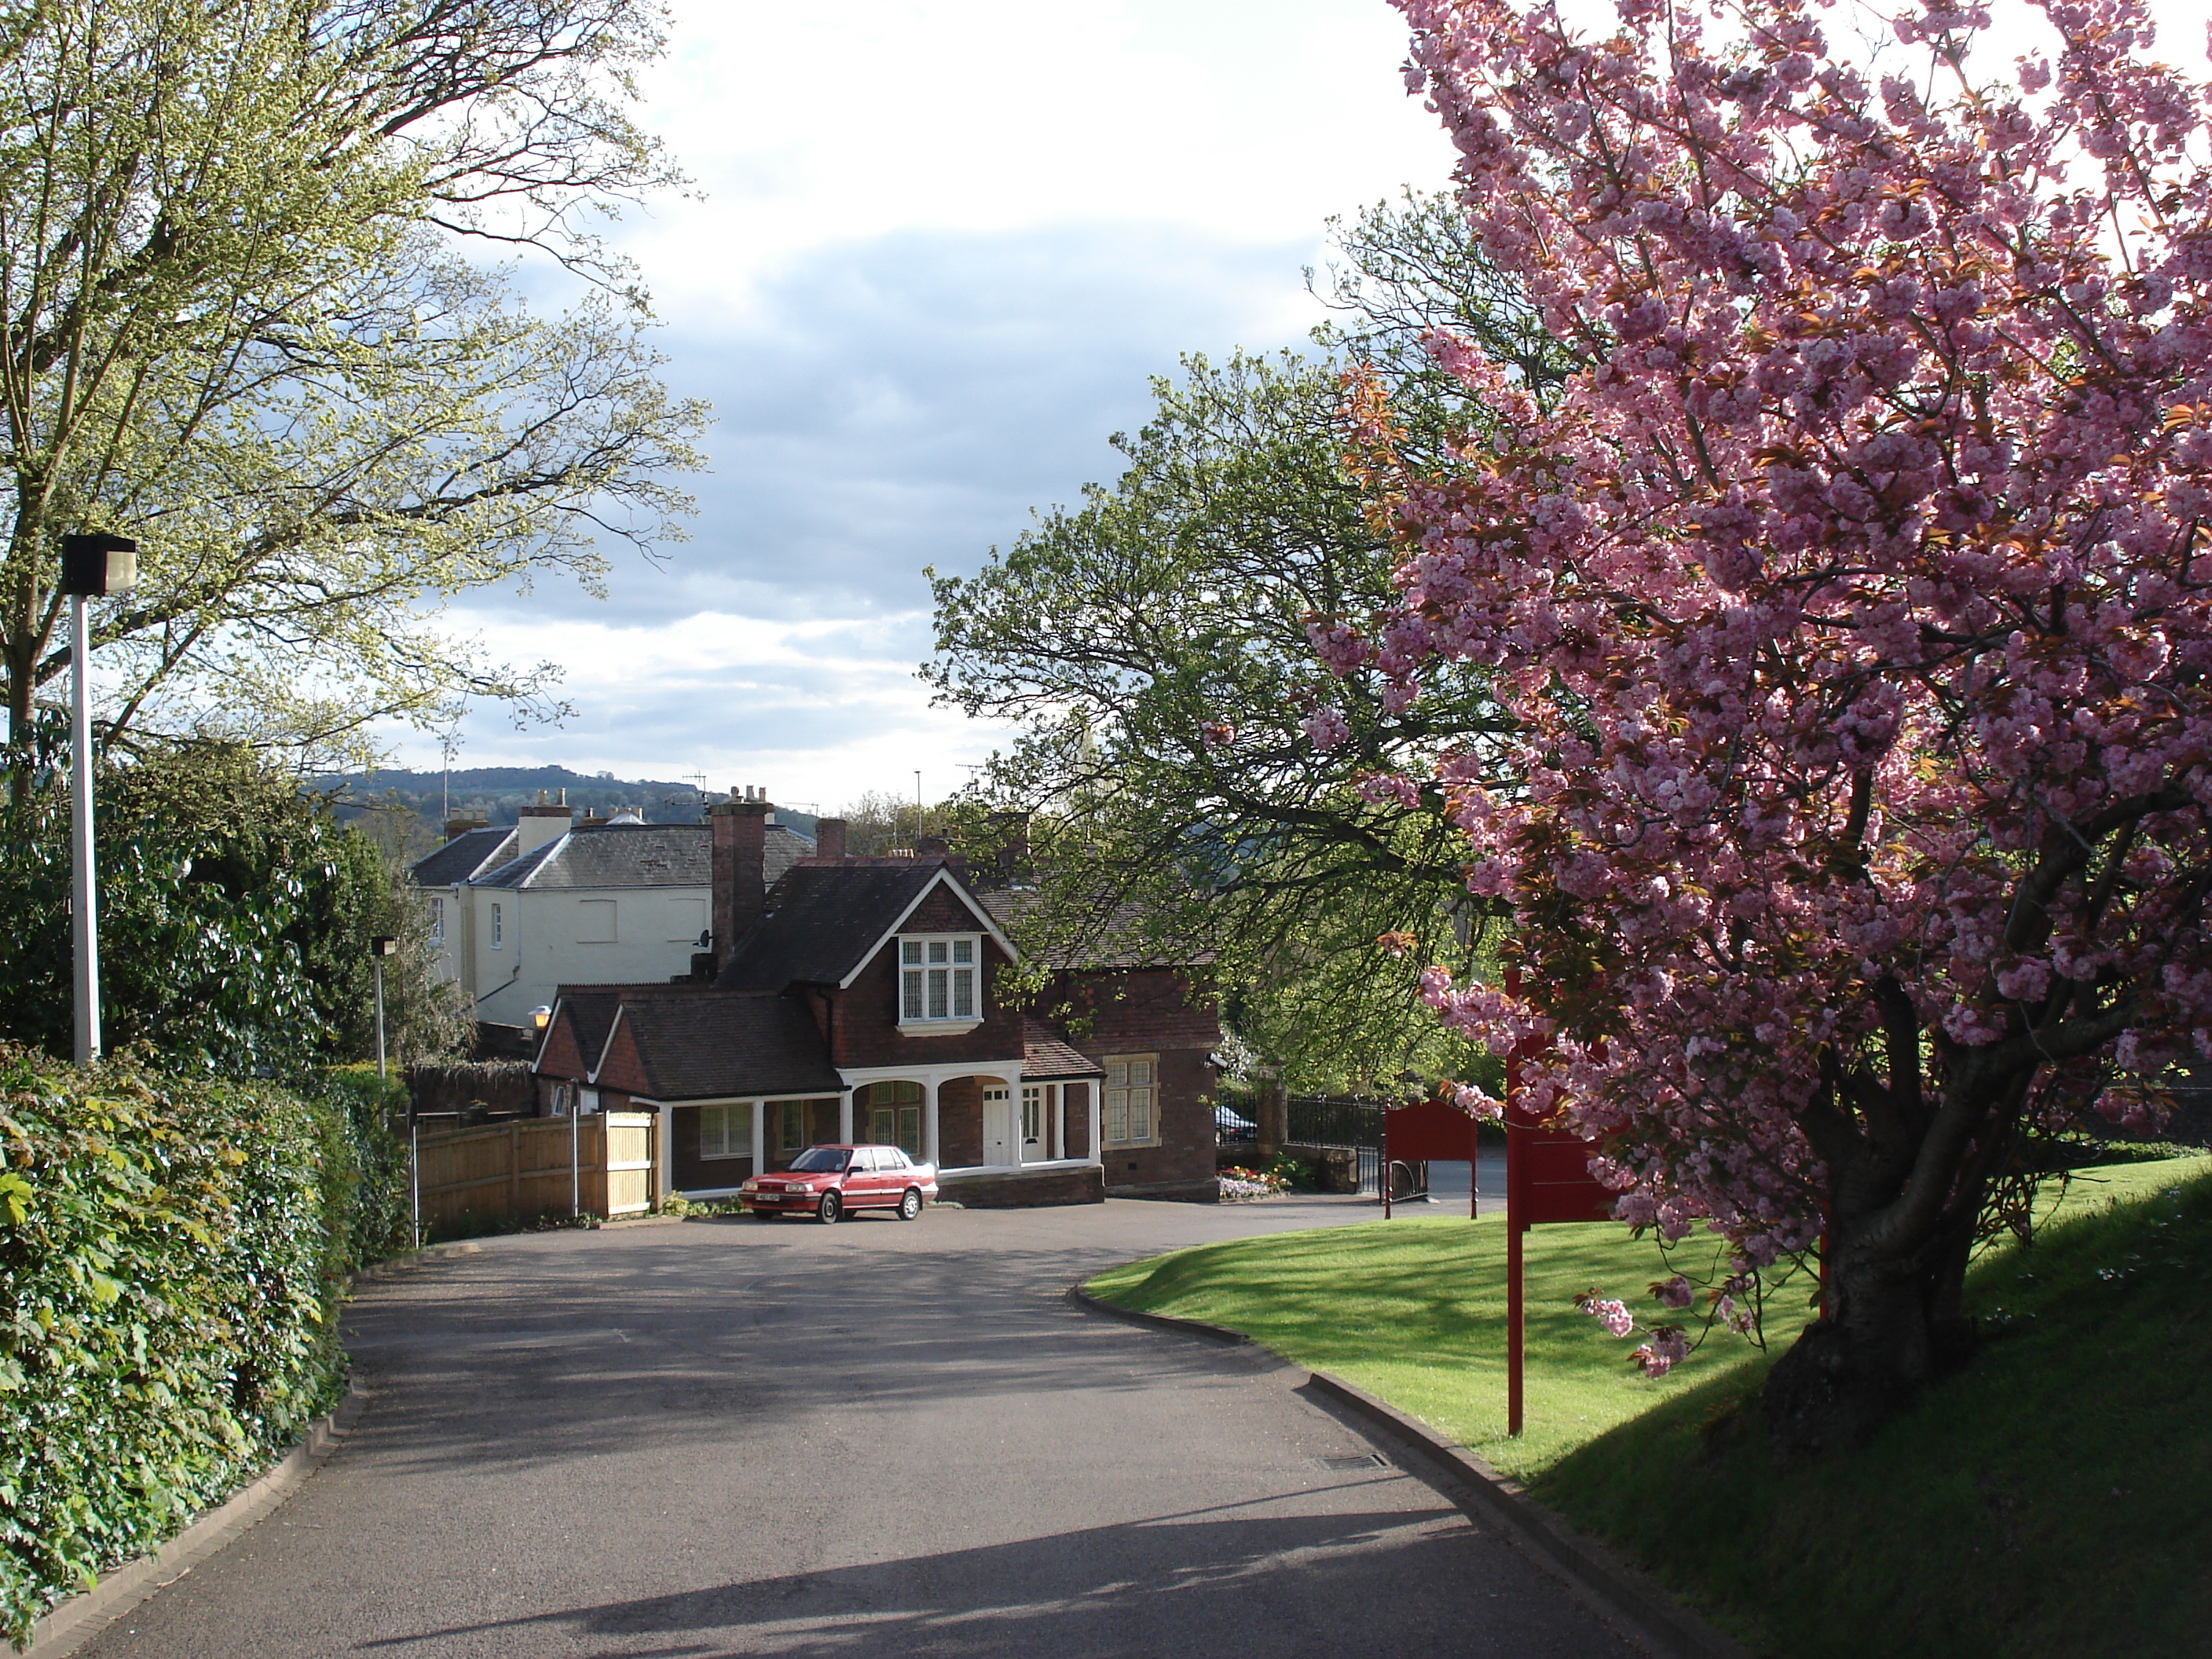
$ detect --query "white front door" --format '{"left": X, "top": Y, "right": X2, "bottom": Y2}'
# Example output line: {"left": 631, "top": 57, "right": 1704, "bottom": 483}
{"left": 1020, "top": 1085, "right": 1045, "bottom": 1164}
{"left": 982, "top": 1086, "right": 1014, "bottom": 1165}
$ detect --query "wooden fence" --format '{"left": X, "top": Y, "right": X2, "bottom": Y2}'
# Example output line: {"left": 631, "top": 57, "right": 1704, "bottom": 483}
{"left": 415, "top": 1113, "right": 657, "bottom": 1236}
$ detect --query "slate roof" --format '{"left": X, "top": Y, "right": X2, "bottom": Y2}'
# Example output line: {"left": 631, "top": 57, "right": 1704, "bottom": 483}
{"left": 611, "top": 991, "right": 842, "bottom": 1101}
{"left": 409, "top": 826, "right": 518, "bottom": 887}
{"left": 471, "top": 821, "right": 815, "bottom": 892}
{"left": 1021, "top": 1020, "right": 1104, "bottom": 1081}
{"left": 717, "top": 860, "right": 956, "bottom": 991}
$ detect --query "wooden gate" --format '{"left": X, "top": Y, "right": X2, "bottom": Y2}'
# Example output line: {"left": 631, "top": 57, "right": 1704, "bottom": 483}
{"left": 416, "top": 1112, "right": 657, "bottom": 1236}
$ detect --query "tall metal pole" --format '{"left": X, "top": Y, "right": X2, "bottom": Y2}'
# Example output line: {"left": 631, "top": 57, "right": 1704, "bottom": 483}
{"left": 373, "top": 957, "right": 387, "bottom": 1079}
{"left": 70, "top": 592, "right": 100, "bottom": 1065}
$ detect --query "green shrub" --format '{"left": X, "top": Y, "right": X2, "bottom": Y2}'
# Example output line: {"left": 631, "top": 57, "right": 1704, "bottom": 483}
{"left": 0, "top": 1049, "right": 402, "bottom": 1645}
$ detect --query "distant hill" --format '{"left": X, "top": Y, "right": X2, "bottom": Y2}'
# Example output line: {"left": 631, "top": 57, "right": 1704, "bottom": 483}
{"left": 310, "top": 767, "right": 820, "bottom": 862}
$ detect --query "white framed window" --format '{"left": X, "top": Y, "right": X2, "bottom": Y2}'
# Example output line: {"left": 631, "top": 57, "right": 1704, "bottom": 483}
{"left": 490, "top": 903, "right": 504, "bottom": 948}
{"left": 1022, "top": 1085, "right": 1044, "bottom": 1148}
{"left": 898, "top": 934, "right": 979, "bottom": 1025}
{"left": 427, "top": 895, "right": 445, "bottom": 944}
{"left": 577, "top": 899, "right": 617, "bottom": 943}
{"left": 699, "top": 1102, "right": 753, "bottom": 1159}
{"left": 1103, "top": 1055, "right": 1158, "bottom": 1148}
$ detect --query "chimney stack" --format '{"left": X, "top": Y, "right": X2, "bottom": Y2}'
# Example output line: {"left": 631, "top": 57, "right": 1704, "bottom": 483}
{"left": 815, "top": 817, "right": 847, "bottom": 861}
{"left": 515, "top": 789, "right": 573, "bottom": 855}
{"left": 915, "top": 833, "right": 949, "bottom": 858}
{"left": 709, "top": 786, "right": 775, "bottom": 968}
{"left": 445, "top": 812, "right": 488, "bottom": 841}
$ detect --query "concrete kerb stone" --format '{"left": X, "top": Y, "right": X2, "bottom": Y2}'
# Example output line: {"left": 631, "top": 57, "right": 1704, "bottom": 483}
{"left": 1064, "top": 1283, "right": 1756, "bottom": 1659}
{"left": 18, "top": 1382, "right": 370, "bottom": 1659}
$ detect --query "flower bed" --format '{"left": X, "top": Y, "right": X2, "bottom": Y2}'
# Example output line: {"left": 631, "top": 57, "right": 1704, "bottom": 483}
{"left": 1217, "top": 1166, "right": 1287, "bottom": 1202}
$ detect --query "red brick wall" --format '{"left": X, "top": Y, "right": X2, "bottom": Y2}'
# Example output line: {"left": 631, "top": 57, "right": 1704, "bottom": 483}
{"left": 936, "top": 1076, "right": 985, "bottom": 1167}
{"left": 536, "top": 1015, "right": 588, "bottom": 1082}
{"left": 830, "top": 932, "right": 1027, "bottom": 1071}
{"left": 593, "top": 1021, "right": 649, "bottom": 1095}
{"left": 937, "top": 1166, "right": 1103, "bottom": 1207}
{"left": 1055, "top": 970, "right": 1221, "bottom": 1192}
{"left": 1061, "top": 1081, "right": 1092, "bottom": 1158}
{"left": 671, "top": 1104, "right": 754, "bottom": 1191}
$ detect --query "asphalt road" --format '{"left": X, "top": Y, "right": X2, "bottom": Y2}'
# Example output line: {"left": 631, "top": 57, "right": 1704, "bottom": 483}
{"left": 79, "top": 1196, "right": 1635, "bottom": 1658}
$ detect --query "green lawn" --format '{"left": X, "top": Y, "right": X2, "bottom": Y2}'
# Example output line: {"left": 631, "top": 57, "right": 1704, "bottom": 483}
{"left": 1086, "top": 1157, "right": 2212, "bottom": 1657}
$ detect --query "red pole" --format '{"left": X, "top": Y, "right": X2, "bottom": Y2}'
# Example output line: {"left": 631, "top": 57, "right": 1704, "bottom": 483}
{"left": 1382, "top": 1119, "right": 1392, "bottom": 1219}
{"left": 1505, "top": 965, "right": 1526, "bottom": 1436}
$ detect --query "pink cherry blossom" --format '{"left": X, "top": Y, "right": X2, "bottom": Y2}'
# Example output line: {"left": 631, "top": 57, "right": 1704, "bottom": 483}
{"left": 1369, "top": 0, "right": 2212, "bottom": 1445}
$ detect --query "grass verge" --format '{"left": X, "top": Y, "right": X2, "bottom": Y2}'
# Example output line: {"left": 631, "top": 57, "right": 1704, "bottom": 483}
{"left": 1084, "top": 1157, "right": 2211, "bottom": 1657}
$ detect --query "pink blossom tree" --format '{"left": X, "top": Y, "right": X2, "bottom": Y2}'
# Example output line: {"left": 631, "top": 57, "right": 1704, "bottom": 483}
{"left": 1358, "top": 0, "right": 2212, "bottom": 1458}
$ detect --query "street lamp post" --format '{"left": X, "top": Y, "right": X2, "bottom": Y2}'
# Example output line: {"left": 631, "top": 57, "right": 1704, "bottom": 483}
{"left": 57, "top": 534, "right": 137, "bottom": 1066}
{"left": 369, "top": 936, "right": 397, "bottom": 1079}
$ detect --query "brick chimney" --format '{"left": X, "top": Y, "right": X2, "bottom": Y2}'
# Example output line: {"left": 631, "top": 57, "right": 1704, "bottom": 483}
{"left": 444, "top": 813, "right": 489, "bottom": 841}
{"left": 915, "top": 833, "right": 949, "bottom": 858}
{"left": 815, "top": 817, "right": 847, "bottom": 861}
{"left": 710, "top": 786, "right": 775, "bottom": 966}
{"left": 516, "top": 789, "right": 572, "bottom": 855}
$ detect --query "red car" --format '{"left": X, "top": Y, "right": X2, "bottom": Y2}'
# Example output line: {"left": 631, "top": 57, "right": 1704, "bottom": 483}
{"left": 739, "top": 1144, "right": 939, "bottom": 1223}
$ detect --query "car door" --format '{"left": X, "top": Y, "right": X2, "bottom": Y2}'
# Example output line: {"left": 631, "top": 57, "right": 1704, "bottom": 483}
{"left": 846, "top": 1147, "right": 887, "bottom": 1208}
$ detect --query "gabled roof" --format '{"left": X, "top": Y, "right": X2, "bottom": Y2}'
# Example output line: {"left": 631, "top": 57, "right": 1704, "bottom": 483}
{"left": 409, "top": 826, "right": 518, "bottom": 888}
{"left": 541, "top": 989, "right": 625, "bottom": 1078}
{"left": 717, "top": 860, "right": 1013, "bottom": 992}
{"left": 1021, "top": 1020, "right": 1105, "bottom": 1081}
{"left": 470, "top": 821, "right": 813, "bottom": 892}
{"left": 609, "top": 991, "right": 843, "bottom": 1101}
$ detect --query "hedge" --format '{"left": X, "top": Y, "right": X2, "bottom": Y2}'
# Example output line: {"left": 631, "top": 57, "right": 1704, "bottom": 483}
{"left": 0, "top": 1050, "right": 408, "bottom": 1646}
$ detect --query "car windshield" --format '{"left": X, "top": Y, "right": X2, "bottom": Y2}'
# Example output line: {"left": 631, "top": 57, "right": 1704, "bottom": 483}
{"left": 787, "top": 1148, "right": 849, "bottom": 1172}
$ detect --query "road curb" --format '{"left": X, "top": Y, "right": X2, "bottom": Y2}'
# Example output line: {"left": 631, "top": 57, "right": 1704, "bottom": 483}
{"left": 1065, "top": 1282, "right": 1754, "bottom": 1659}
{"left": 18, "top": 1382, "right": 370, "bottom": 1659}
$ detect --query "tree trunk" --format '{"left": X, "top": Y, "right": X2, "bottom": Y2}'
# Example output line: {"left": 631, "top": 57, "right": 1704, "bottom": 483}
{"left": 1763, "top": 1212, "right": 1978, "bottom": 1464}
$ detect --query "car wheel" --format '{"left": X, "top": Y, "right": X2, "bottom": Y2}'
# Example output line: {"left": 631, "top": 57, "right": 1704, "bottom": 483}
{"left": 817, "top": 1191, "right": 841, "bottom": 1225}
{"left": 895, "top": 1187, "right": 924, "bottom": 1221}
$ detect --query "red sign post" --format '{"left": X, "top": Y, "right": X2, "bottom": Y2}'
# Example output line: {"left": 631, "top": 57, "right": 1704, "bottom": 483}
{"left": 1502, "top": 990, "right": 1613, "bottom": 1436}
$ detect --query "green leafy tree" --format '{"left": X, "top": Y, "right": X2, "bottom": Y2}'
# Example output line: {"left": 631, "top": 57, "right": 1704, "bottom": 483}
{"left": 929, "top": 199, "right": 1578, "bottom": 1094}
{"left": 0, "top": 736, "right": 464, "bottom": 1074}
{"left": 0, "top": 0, "right": 706, "bottom": 798}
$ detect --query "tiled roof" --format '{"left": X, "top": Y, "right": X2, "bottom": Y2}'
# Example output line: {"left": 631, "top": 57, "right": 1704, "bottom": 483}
{"left": 1021, "top": 1020, "right": 1104, "bottom": 1080}
{"left": 409, "top": 826, "right": 518, "bottom": 887}
{"left": 717, "top": 860, "right": 953, "bottom": 991}
{"left": 548, "top": 989, "right": 624, "bottom": 1075}
{"left": 471, "top": 822, "right": 815, "bottom": 892}
{"left": 613, "top": 991, "right": 842, "bottom": 1101}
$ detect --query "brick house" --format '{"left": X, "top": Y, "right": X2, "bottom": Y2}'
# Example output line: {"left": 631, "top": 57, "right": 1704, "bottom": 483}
{"left": 530, "top": 796, "right": 1222, "bottom": 1206}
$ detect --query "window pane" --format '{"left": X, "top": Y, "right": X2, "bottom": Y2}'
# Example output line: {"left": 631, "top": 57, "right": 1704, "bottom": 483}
{"left": 953, "top": 939, "right": 973, "bottom": 963}
{"left": 903, "top": 941, "right": 922, "bottom": 964}
{"left": 1132, "top": 1090, "right": 1153, "bottom": 1141}
{"left": 952, "top": 967, "right": 973, "bottom": 1018}
{"left": 1105, "top": 1093, "right": 1130, "bottom": 1143}
{"left": 903, "top": 970, "right": 924, "bottom": 1020}
{"left": 928, "top": 968, "right": 947, "bottom": 1018}
{"left": 928, "top": 940, "right": 947, "bottom": 964}
{"left": 897, "top": 1105, "right": 921, "bottom": 1155}
{"left": 1132, "top": 1060, "right": 1153, "bottom": 1086}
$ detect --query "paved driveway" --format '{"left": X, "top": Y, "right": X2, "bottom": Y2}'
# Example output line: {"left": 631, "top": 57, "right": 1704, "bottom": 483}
{"left": 79, "top": 1196, "right": 1635, "bottom": 1658}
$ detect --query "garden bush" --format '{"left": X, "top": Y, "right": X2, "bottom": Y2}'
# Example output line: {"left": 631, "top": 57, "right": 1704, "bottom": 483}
{"left": 0, "top": 1049, "right": 405, "bottom": 1645}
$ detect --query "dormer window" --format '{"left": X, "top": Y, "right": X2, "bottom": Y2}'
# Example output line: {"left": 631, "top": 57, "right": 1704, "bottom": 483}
{"left": 899, "top": 934, "right": 979, "bottom": 1027}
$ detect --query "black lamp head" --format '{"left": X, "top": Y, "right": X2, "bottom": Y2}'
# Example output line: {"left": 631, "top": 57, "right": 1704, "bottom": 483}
{"left": 60, "top": 533, "right": 137, "bottom": 598}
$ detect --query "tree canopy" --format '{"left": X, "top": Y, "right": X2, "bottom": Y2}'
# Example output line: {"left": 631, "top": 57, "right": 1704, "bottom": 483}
{"left": 1376, "top": 0, "right": 2212, "bottom": 1456}
{"left": 0, "top": 0, "right": 705, "bottom": 792}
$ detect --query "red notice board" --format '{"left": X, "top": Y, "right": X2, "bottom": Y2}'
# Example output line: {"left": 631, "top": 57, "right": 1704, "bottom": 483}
{"left": 1505, "top": 1099, "right": 1614, "bottom": 1228}
{"left": 1383, "top": 1098, "right": 1481, "bottom": 1163}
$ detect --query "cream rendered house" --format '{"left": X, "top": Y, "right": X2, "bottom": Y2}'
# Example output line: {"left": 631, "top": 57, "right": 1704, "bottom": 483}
{"left": 410, "top": 800, "right": 814, "bottom": 1030}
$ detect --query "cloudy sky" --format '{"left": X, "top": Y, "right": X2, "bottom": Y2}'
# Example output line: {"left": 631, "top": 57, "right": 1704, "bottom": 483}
{"left": 401, "top": 0, "right": 1456, "bottom": 812}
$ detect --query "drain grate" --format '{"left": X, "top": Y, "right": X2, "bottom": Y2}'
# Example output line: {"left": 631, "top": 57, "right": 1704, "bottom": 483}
{"left": 1318, "top": 1453, "right": 1386, "bottom": 1470}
